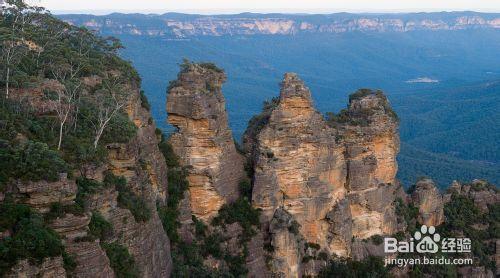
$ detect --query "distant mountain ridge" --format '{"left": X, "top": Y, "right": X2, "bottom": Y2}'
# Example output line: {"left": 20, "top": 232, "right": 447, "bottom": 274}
{"left": 59, "top": 12, "right": 500, "bottom": 37}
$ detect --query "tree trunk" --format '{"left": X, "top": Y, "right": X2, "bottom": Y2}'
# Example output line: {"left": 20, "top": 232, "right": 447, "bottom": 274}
{"left": 93, "top": 126, "right": 105, "bottom": 149}
{"left": 58, "top": 121, "right": 64, "bottom": 150}
{"left": 5, "top": 67, "right": 10, "bottom": 99}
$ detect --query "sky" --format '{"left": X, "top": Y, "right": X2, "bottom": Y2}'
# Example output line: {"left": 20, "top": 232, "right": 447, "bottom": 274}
{"left": 31, "top": 0, "right": 500, "bottom": 15}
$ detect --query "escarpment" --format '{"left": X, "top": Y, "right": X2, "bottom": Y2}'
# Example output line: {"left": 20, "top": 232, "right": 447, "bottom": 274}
{"left": 166, "top": 62, "right": 245, "bottom": 222}
{"left": 2, "top": 76, "right": 172, "bottom": 277}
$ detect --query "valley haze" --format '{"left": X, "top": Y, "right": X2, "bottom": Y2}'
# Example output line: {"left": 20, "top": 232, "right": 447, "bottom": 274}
{"left": 57, "top": 11, "right": 500, "bottom": 188}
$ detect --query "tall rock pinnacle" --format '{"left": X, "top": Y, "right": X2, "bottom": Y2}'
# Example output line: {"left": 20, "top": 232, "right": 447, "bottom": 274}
{"left": 248, "top": 73, "right": 349, "bottom": 275}
{"left": 340, "top": 89, "right": 400, "bottom": 239}
{"left": 166, "top": 62, "right": 245, "bottom": 222}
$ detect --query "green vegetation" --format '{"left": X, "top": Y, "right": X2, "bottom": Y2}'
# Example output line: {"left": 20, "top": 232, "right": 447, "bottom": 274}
{"left": 198, "top": 62, "right": 224, "bottom": 73}
{"left": 157, "top": 133, "right": 189, "bottom": 243}
{"left": 88, "top": 211, "right": 113, "bottom": 241}
{"left": 395, "top": 197, "right": 419, "bottom": 232}
{"left": 212, "top": 195, "right": 261, "bottom": 242}
{"left": 75, "top": 177, "right": 106, "bottom": 210}
{"left": 327, "top": 89, "right": 398, "bottom": 127}
{"left": 111, "top": 173, "right": 151, "bottom": 222}
{"left": 0, "top": 0, "right": 139, "bottom": 179}
{"left": 348, "top": 88, "right": 379, "bottom": 102}
{"left": 139, "top": 90, "right": 151, "bottom": 111}
{"left": 102, "top": 242, "right": 139, "bottom": 278}
{"left": 238, "top": 179, "right": 253, "bottom": 200}
{"left": 370, "top": 235, "right": 383, "bottom": 246}
{"left": 44, "top": 201, "right": 84, "bottom": 222}
{"left": 0, "top": 200, "right": 65, "bottom": 276}
{"left": 156, "top": 130, "right": 258, "bottom": 276}
{"left": 443, "top": 194, "right": 480, "bottom": 231}
{"left": 318, "top": 256, "right": 389, "bottom": 278}
{"left": 244, "top": 97, "right": 280, "bottom": 145}
{"left": 0, "top": 140, "right": 67, "bottom": 185}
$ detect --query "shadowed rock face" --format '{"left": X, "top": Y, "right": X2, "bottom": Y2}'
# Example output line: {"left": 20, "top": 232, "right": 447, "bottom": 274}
{"left": 411, "top": 179, "right": 444, "bottom": 227}
{"left": 167, "top": 63, "right": 245, "bottom": 222}
{"left": 4, "top": 78, "right": 172, "bottom": 278}
{"left": 341, "top": 90, "right": 400, "bottom": 239}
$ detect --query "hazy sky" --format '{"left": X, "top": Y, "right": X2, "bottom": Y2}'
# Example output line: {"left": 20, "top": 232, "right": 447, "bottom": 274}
{"left": 32, "top": 0, "right": 500, "bottom": 14}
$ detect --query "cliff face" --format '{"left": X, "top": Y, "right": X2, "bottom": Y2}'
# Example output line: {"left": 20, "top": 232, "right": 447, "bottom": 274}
{"left": 340, "top": 90, "right": 400, "bottom": 239}
{"left": 167, "top": 63, "right": 245, "bottom": 222}
{"left": 3, "top": 78, "right": 172, "bottom": 277}
{"left": 89, "top": 87, "right": 172, "bottom": 277}
{"left": 244, "top": 74, "right": 401, "bottom": 276}
{"left": 61, "top": 13, "right": 500, "bottom": 38}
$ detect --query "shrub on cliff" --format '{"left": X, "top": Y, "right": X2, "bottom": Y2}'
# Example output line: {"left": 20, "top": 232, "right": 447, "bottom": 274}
{"left": 318, "top": 256, "right": 389, "bottom": 278}
{"left": 89, "top": 211, "right": 113, "bottom": 241}
{"left": 110, "top": 173, "right": 151, "bottom": 223}
{"left": 139, "top": 90, "right": 151, "bottom": 111}
{"left": 101, "top": 242, "right": 139, "bottom": 278}
{"left": 75, "top": 177, "right": 106, "bottom": 209}
{"left": 0, "top": 201, "right": 65, "bottom": 276}
{"left": 0, "top": 140, "right": 68, "bottom": 183}
{"left": 211, "top": 197, "right": 261, "bottom": 242}
{"left": 157, "top": 135, "right": 189, "bottom": 242}
{"left": 245, "top": 97, "right": 280, "bottom": 142}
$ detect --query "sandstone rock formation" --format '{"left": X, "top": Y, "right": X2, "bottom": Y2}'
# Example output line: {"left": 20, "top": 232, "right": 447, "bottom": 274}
{"left": 6, "top": 257, "right": 67, "bottom": 278}
{"left": 86, "top": 83, "right": 172, "bottom": 277}
{"left": 411, "top": 178, "right": 444, "bottom": 227}
{"left": 339, "top": 89, "right": 400, "bottom": 239}
{"left": 244, "top": 74, "right": 401, "bottom": 277}
{"left": 250, "top": 74, "right": 347, "bottom": 253}
{"left": 269, "top": 208, "right": 305, "bottom": 277}
{"left": 167, "top": 62, "right": 245, "bottom": 222}
{"left": 4, "top": 77, "right": 172, "bottom": 277}
{"left": 445, "top": 180, "right": 500, "bottom": 212}
{"left": 64, "top": 13, "right": 500, "bottom": 38}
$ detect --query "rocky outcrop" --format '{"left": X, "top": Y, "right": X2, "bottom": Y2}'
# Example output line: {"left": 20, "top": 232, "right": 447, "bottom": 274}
{"left": 445, "top": 180, "right": 500, "bottom": 212}
{"left": 167, "top": 62, "right": 245, "bottom": 222}
{"left": 245, "top": 74, "right": 401, "bottom": 277}
{"left": 6, "top": 257, "right": 66, "bottom": 278}
{"left": 411, "top": 179, "right": 444, "bottom": 227}
{"left": 4, "top": 75, "right": 172, "bottom": 277}
{"left": 268, "top": 208, "right": 305, "bottom": 277}
{"left": 340, "top": 89, "right": 400, "bottom": 239}
{"left": 249, "top": 73, "right": 348, "bottom": 258}
{"left": 12, "top": 175, "right": 77, "bottom": 213}
{"left": 87, "top": 84, "right": 172, "bottom": 277}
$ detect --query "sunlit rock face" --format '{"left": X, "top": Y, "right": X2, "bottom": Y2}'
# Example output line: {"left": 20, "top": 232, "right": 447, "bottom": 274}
{"left": 250, "top": 74, "right": 348, "bottom": 260}
{"left": 244, "top": 74, "right": 401, "bottom": 277}
{"left": 167, "top": 63, "right": 245, "bottom": 222}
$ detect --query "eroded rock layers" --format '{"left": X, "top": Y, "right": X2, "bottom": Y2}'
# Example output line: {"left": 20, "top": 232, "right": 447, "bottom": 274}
{"left": 167, "top": 63, "right": 245, "bottom": 222}
{"left": 243, "top": 73, "right": 401, "bottom": 276}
